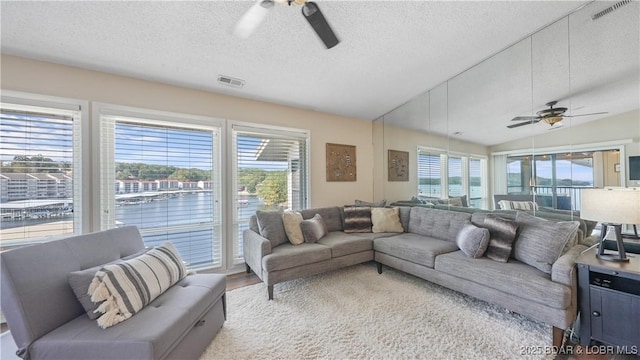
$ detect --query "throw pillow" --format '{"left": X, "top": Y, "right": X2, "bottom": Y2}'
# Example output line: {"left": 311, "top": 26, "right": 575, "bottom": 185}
{"left": 256, "top": 209, "right": 288, "bottom": 248}
{"left": 438, "top": 197, "right": 463, "bottom": 207}
{"left": 483, "top": 215, "right": 519, "bottom": 262}
{"left": 282, "top": 210, "right": 304, "bottom": 245}
{"left": 371, "top": 207, "right": 404, "bottom": 233}
{"left": 88, "top": 242, "right": 188, "bottom": 329}
{"left": 455, "top": 222, "right": 491, "bottom": 258}
{"left": 67, "top": 248, "right": 152, "bottom": 320}
{"left": 498, "top": 200, "right": 538, "bottom": 211}
{"left": 300, "top": 214, "right": 328, "bottom": 243}
{"left": 513, "top": 211, "right": 580, "bottom": 274}
{"left": 354, "top": 199, "right": 387, "bottom": 207}
{"left": 343, "top": 206, "right": 373, "bottom": 233}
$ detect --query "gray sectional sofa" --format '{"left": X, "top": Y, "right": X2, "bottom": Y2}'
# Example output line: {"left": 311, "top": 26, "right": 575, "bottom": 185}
{"left": 243, "top": 205, "right": 591, "bottom": 347}
{"left": 0, "top": 226, "right": 227, "bottom": 360}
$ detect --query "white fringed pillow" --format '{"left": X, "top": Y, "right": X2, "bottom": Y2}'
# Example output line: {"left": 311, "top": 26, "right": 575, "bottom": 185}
{"left": 88, "top": 242, "right": 188, "bottom": 329}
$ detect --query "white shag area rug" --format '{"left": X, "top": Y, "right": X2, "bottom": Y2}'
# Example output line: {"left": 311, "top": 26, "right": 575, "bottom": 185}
{"left": 200, "top": 263, "right": 553, "bottom": 360}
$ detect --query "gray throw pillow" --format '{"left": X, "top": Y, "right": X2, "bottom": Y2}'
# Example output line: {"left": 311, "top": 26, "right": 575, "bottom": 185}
{"left": 483, "top": 215, "right": 519, "bottom": 262}
{"left": 354, "top": 199, "right": 386, "bottom": 207}
{"left": 67, "top": 248, "right": 151, "bottom": 320}
{"left": 455, "top": 222, "right": 490, "bottom": 258}
{"left": 300, "top": 214, "right": 328, "bottom": 243}
{"left": 513, "top": 211, "right": 580, "bottom": 274}
{"left": 256, "top": 209, "right": 288, "bottom": 248}
{"left": 343, "top": 206, "right": 372, "bottom": 233}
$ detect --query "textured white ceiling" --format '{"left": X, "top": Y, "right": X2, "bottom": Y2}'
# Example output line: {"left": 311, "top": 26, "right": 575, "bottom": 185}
{"left": 1, "top": 1, "right": 639, "bottom": 146}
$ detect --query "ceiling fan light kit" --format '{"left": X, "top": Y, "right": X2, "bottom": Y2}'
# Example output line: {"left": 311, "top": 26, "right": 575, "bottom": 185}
{"left": 235, "top": 0, "right": 339, "bottom": 49}
{"left": 508, "top": 100, "right": 608, "bottom": 129}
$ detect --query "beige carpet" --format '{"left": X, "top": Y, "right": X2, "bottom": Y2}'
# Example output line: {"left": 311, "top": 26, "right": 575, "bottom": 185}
{"left": 200, "top": 263, "right": 553, "bottom": 360}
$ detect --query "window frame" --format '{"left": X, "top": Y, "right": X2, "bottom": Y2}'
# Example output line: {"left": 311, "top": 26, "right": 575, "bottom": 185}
{"left": 417, "top": 146, "right": 488, "bottom": 207}
{"left": 228, "top": 121, "right": 310, "bottom": 267}
{"left": 93, "top": 103, "right": 224, "bottom": 270}
{"left": 0, "top": 90, "right": 88, "bottom": 247}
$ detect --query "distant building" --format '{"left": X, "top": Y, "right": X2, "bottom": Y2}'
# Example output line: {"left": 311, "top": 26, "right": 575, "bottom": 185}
{"left": 155, "top": 179, "right": 180, "bottom": 190}
{"left": 198, "top": 180, "right": 212, "bottom": 190}
{"left": 0, "top": 173, "right": 72, "bottom": 203}
{"left": 180, "top": 181, "right": 199, "bottom": 190}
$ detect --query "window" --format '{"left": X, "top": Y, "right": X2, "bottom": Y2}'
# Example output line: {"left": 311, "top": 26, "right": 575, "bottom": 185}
{"left": 0, "top": 96, "right": 84, "bottom": 248}
{"left": 506, "top": 151, "right": 602, "bottom": 210}
{"left": 231, "top": 124, "right": 309, "bottom": 264}
{"left": 417, "top": 147, "right": 487, "bottom": 207}
{"left": 99, "top": 107, "right": 222, "bottom": 270}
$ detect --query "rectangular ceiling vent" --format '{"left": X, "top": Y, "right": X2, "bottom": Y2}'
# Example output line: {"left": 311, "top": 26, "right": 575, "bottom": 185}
{"left": 591, "top": 0, "right": 632, "bottom": 20}
{"left": 217, "top": 75, "right": 245, "bottom": 88}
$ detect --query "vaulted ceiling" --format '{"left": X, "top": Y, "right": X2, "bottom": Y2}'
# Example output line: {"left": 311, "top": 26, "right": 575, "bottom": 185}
{"left": 1, "top": 1, "right": 638, "bottom": 146}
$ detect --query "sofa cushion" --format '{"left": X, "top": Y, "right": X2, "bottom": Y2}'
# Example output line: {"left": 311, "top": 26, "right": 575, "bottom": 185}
{"left": 483, "top": 215, "right": 519, "bottom": 262}
{"left": 371, "top": 207, "right": 404, "bottom": 233}
{"left": 256, "top": 210, "right": 288, "bottom": 248}
{"left": 300, "top": 207, "right": 343, "bottom": 232}
{"left": 407, "top": 207, "right": 471, "bottom": 241}
{"left": 355, "top": 199, "right": 386, "bottom": 207}
{"left": 88, "top": 242, "right": 188, "bottom": 329}
{"left": 374, "top": 233, "right": 459, "bottom": 268}
{"left": 397, "top": 206, "right": 411, "bottom": 232}
{"left": 30, "top": 273, "right": 225, "bottom": 360}
{"left": 67, "top": 248, "right": 151, "bottom": 320}
{"left": 435, "top": 251, "right": 571, "bottom": 309}
{"left": 300, "top": 214, "right": 329, "bottom": 243}
{"left": 455, "top": 222, "right": 490, "bottom": 258}
{"left": 316, "top": 232, "right": 372, "bottom": 258}
{"left": 498, "top": 200, "right": 538, "bottom": 211}
{"left": 513, "top": 211, "right": 580, "bottom": 274}
{"left": 282, "top": 210, "right": 304, "bottom": 245}
{"left": 343, "top": 206, "right": 373, "bottom": 233}
{"left": 262, "top": 243, "right": 332, "bottom": 272}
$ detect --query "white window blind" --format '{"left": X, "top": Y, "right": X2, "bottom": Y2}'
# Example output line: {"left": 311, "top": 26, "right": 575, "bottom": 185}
{"left": 100, "top": 113, "right": 222, "bottom": 270}
{"left": 0, "top": 104, "right": 82, "bottom": 247}
{"left": 469, "top": 157, "right": 484, "bottom": 207}
{"left": 417, "top": 149, "right": 443, "bottom": 198}
{"left": 447, "top": 156, "right": 463, "bottom": 197}
{"left": 232, "top": 124, "right": 309, "bottom": 264}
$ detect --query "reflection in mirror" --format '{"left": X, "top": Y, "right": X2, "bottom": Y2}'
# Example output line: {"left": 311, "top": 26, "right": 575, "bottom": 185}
{"left": 375, "top": 1, "right": 639, "bottom": 232}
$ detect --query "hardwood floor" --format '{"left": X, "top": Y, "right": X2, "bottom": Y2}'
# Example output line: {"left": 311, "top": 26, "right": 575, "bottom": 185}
{"left": 226, "top": 269, "right": 261, "bottom": 291}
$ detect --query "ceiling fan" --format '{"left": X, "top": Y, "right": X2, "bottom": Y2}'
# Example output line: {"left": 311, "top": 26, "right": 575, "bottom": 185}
{"left": 507, "top": 101, "right": 608, "bottom": 129}
{"left": 233, "top": 0, "right": 339, "bottom": 49}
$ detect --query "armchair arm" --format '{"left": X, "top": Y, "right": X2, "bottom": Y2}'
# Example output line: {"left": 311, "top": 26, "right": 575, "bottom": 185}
{"left": 551, "top": 244, "right": 588, "bottom": 287}
{"left": 242, "top": 229, "right": 272, "bottom": 280}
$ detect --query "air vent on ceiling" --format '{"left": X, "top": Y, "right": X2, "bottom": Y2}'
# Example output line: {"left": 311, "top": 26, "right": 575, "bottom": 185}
{"left": 591, "top": 0, "right": 632, "bottom": 20}
{"left": 217, "top": 75, "right": 245, "bottom": 88}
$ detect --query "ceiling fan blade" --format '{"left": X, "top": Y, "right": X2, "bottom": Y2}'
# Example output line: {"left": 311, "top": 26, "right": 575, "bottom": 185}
{"left": 563, "top": 111, "right": 608, "bottom": 118}
{"left": 511, "top": 116, "right": 540, "bottom": 122}
{"left": 302, "top": 2, "right": 339, "bottom": 49}
{"left": 233, "top": 0, "right": 272, "bottom": 39}
{"left": 507, "top": 119, "right": 539, "bottom": 129}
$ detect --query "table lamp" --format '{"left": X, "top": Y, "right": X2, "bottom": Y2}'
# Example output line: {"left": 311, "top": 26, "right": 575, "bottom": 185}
{"left": 580, "top": 187, "right": 640, "bottom": 262}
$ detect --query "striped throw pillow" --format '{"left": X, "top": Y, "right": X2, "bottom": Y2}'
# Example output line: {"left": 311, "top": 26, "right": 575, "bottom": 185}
{"left": 497, "top": 200, "right": 538, "bottom": 211}
{"left": 88, "top": 242, "right": 187, "bottom": 329}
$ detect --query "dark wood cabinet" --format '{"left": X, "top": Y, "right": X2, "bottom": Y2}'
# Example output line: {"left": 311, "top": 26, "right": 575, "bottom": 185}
{"left": 576, "top": 246, "right": 640, "bottom": 350}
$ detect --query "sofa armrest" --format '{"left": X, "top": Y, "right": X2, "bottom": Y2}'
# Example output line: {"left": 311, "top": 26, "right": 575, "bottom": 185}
{"left": 551, "top": 244, "right": 588, "bottom": 287}
{"left": 242, "top": 229, "right": 272, "bottom": 280}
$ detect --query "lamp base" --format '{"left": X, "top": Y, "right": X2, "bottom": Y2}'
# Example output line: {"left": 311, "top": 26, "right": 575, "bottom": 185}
{"left": 597, "top": 224, "right": 629, "bottom": 262}
{"left": 596, "top": 253, "right": 630, "bottom": 262}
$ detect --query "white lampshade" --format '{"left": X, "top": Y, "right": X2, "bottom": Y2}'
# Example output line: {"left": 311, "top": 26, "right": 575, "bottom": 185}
{"left": 580, "top": 187, "right": 640, "bottom": 224}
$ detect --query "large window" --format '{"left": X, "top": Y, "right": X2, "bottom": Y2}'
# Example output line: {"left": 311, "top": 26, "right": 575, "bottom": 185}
{"left": 506, "top": 151, "right": 600, "bottom": 210}
{"left": 417, "top": 147, "right": 487, "bottom": 207}
{"left": 99, "top": 107, "right": 222, "bottom": 270}
{"left": 0, "top": 96, "right": 84, "bottom": 248}
{"left": 231, "top": 124, "right": 309, "bottom": 264}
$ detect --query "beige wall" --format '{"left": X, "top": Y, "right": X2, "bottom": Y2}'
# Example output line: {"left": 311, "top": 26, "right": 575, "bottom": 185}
{"left": 0, "top": 54, "right": 376, "bottom": 211}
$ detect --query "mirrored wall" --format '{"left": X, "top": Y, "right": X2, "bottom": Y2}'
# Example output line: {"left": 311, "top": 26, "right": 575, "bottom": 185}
{"left": 373, "top": 1, "right": 640, "bottom": 217}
